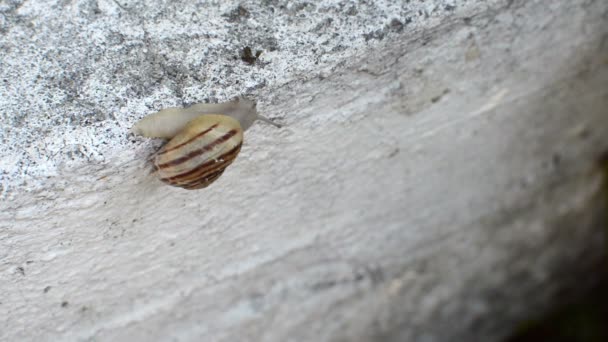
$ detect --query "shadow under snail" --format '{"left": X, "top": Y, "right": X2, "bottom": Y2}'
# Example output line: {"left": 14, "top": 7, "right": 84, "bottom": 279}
{"left": 131, "top": 97, "right": 280, "bottom": 190}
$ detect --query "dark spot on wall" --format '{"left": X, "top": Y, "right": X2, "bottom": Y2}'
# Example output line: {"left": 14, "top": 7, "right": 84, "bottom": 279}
{"left": 388, "top": 148, "right": 400, "bottom": 158}
{"left": 314, "top": 18, "right": 333, "bottom": 33}
{"left": 61, "top": 301, "right": 69, "bottom": 308}
{"left": 240, "top": 46, "right": 263, "bottom": 65}
{"left": 310, "top": 280, "right": 337, "bottom": 291}
{"left": 223, "top": 4, "right": 250, "bottom": 22}
{"left": 363, "top": 29, "right": 385, "bottom": 42}
{"left": 599, "top": 150, "right": 608, "bottom": 167}
{"left": 365, "top": 18, "right": 412, "bottom": 42}
{"left": 552, "top": 153, "right": 561, "bottom": 167}
{"left": 389, "top": 18, "right": 404, "bottom": 32}
{"left": 431, "top": 89, "right": 451, "bottom": 103}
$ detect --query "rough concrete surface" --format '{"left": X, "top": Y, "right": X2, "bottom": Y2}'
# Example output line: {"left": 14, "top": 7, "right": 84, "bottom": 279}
{"left": 1, "top": 0, "right": 608, "bottom": 341}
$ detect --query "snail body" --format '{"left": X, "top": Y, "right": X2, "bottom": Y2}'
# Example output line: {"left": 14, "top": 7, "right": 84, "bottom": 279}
{"left": 132, "top": 97, "right": 279, "bottom": 190}
{"left": 131, "top": 97, "right": 278, "bottom": 138}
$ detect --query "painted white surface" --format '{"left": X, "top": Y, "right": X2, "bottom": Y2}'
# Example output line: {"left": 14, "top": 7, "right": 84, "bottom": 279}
{"left": 1, "top": 0, "right": 607, "bottom": 341}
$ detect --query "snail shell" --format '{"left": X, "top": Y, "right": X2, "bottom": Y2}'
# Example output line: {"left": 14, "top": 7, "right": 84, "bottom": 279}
{"left": 132, "top": 97, "right": 279, "bottom": 190}
{"left": 153, "top": 114, "right": 243, "bottom": 190}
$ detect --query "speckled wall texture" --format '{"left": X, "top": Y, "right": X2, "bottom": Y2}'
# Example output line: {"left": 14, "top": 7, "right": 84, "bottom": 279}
{"left": 1, "top": 0, "right": 607, "bottom": 341}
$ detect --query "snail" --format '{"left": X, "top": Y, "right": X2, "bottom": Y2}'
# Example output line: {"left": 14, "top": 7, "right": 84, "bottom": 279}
{"left": 131, "top": 97, "right": 280, "bottom": 190}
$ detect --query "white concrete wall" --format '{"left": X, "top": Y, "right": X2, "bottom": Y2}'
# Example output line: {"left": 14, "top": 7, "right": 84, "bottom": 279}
{"left": 1, "top": 0, "right": 607, "bottom": 341}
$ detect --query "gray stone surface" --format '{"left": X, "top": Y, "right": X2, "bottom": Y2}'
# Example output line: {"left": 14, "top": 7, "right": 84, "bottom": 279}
{"left": 1, "top": 0, "right": 608, "bottom": 341}
{"left": 0, "top": 0, "right": 474, "bottom": 193}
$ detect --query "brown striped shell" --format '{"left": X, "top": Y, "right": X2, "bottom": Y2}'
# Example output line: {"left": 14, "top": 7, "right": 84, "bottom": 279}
{"left": 153, "top": 114, "right": 244, "bottom": 190}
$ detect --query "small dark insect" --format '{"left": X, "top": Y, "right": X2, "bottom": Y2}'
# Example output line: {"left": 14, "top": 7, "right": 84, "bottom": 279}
{"left": 240, "top": 46, "right": 263, "bottom": 65}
